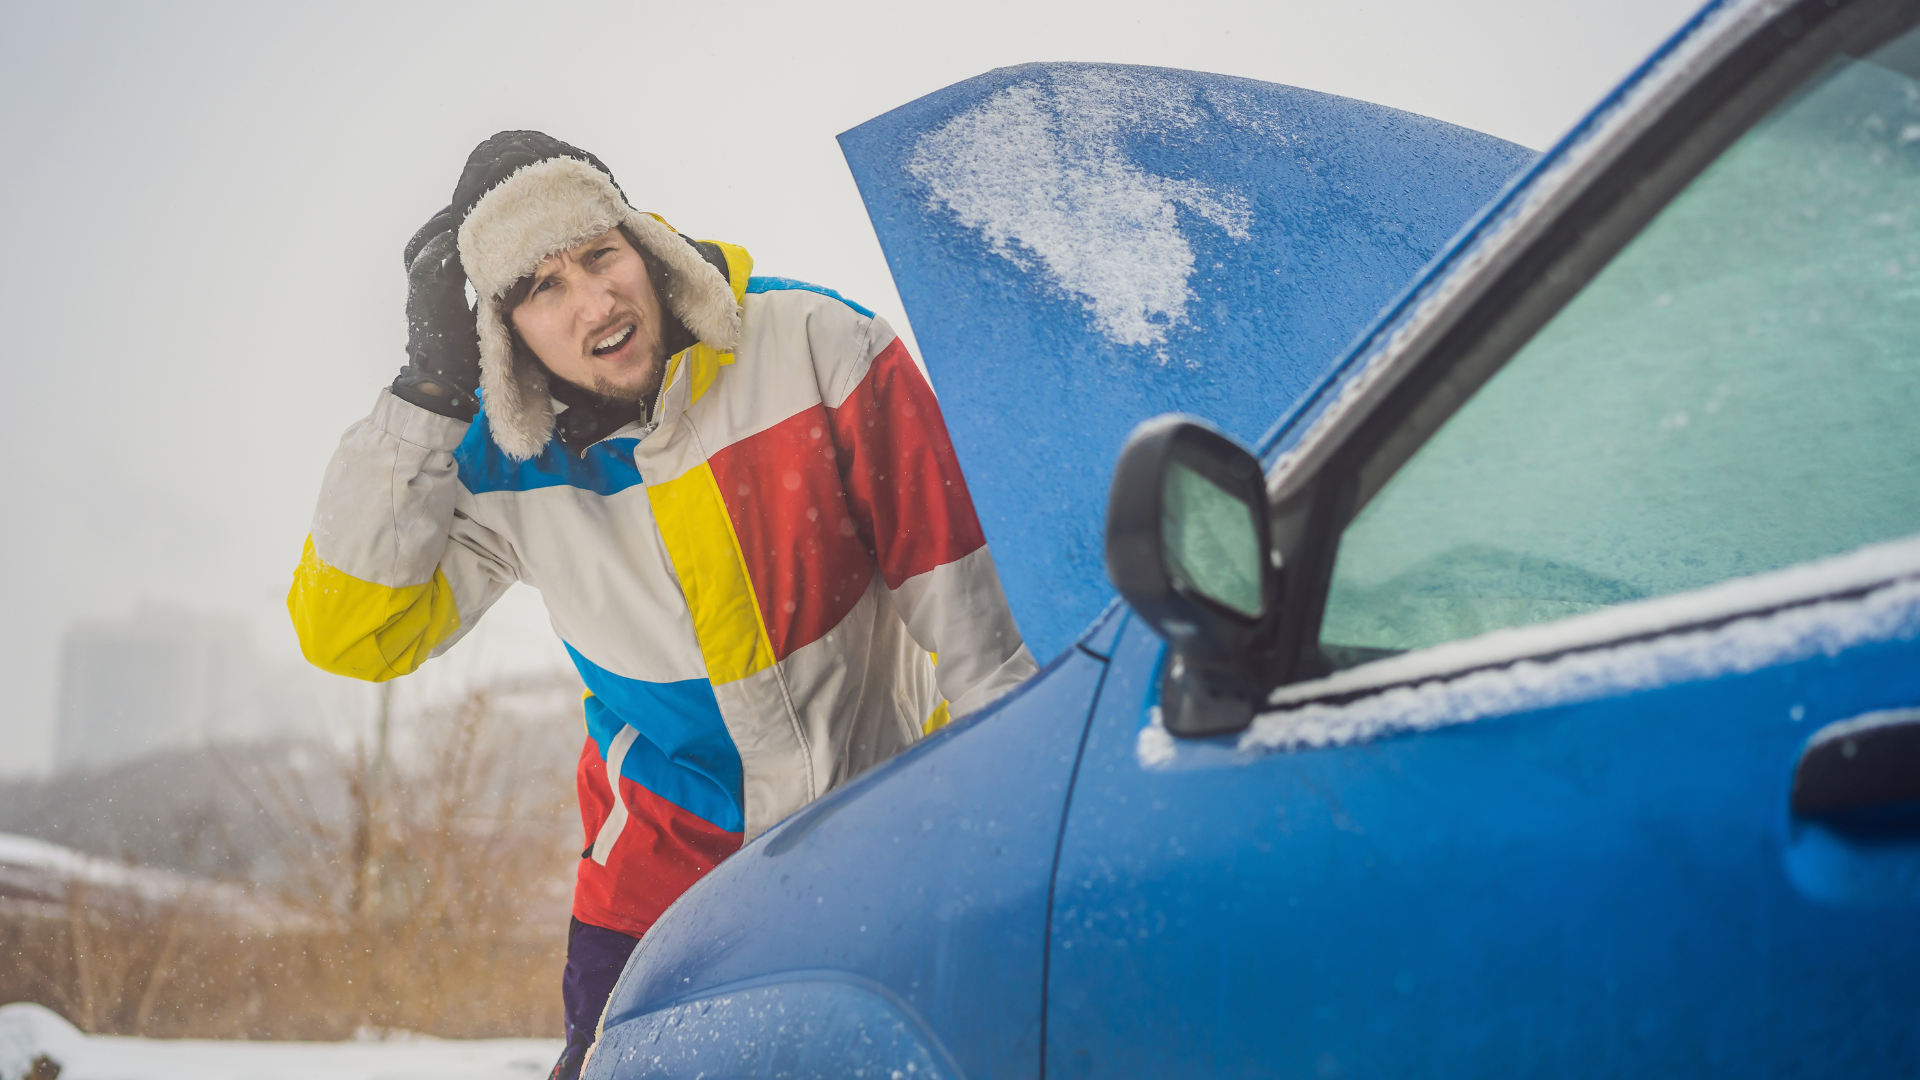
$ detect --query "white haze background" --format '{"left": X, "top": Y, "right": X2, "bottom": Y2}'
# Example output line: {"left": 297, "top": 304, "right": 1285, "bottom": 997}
{"left": 0, "top": 0, "right": 1703, "bottom": 775}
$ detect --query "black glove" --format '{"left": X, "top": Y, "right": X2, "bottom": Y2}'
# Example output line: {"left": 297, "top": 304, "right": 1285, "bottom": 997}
{"left": 390, "top": 228, "right": 481, "bottom": 421}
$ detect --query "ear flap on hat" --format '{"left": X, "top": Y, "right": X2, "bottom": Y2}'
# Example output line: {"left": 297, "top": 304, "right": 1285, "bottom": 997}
{"left": 619, "top": 210, "right": 743, "bottom": 353}
{"left": 472, "top": 296, "right": 553, "bottom": 462}
{"left": 457, "top": 155, "right": 742, "bottom": 461}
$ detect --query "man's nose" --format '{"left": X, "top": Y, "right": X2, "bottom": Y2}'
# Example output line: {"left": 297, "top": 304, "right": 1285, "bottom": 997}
{"left": 575, "top": 273, "right": 618, "bottom": 326}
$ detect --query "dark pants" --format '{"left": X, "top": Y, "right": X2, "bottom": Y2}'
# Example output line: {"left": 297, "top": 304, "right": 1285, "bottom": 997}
{"left": 549, "top": 917, "right": 642, "bottom": 1080}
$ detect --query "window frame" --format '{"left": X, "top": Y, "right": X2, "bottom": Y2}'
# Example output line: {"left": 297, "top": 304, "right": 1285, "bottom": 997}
{"left": 1253, "top": 0, "right": 1920, "bottom": 701}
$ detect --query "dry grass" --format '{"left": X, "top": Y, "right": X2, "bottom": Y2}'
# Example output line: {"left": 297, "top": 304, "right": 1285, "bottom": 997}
{"left": 0, "top": 679, "right": 583, "bottom": 1040}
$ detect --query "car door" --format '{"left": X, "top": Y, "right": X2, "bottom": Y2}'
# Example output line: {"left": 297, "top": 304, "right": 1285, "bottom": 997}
{"left": 1046, "top": 1, "right": 1920, "bottom": 1075}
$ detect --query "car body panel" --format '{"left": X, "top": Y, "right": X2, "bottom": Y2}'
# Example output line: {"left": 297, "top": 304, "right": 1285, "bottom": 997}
{"left": 591, "top": 632, "right": 1113, "bottom": 1080}
{"left": 587, "top": 974, "right": 964, "bottom": 1080}
{"left": 838, "top": 64, "right": 1535, "bottom": 661}
{"left": 1047, "top": 567, "right": 1920, "bottom": 1078}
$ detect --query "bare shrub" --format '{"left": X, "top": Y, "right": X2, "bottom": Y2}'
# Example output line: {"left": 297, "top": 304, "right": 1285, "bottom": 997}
{"left": 0, "top": 675, "right": 582, "bottom": 1040}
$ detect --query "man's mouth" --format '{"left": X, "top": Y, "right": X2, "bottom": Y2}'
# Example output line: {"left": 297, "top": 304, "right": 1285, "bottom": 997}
{"left": 592, "top": 324, "right": 636, "bottom": 356}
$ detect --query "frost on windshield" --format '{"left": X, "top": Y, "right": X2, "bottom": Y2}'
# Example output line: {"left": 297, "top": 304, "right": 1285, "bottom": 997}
{"left": 1318, "top": 50, "right": 1920, "bottom": 663}
{"left": 907, "top": 69, "right": 1253, "bottom": 347}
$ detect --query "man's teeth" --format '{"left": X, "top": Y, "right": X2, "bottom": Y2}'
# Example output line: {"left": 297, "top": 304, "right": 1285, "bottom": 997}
{"left": 595, "top": 325, "right": 635, "bottom": 352}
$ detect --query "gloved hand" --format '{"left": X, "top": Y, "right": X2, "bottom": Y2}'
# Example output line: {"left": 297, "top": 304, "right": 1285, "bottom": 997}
{"left": 390, "top": 226, "right": 481, "bottom": 421}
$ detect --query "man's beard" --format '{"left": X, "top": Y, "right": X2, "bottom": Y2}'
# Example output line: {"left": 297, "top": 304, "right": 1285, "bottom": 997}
{"left": 586, "top": 354, "right": 664, "bottom": 409}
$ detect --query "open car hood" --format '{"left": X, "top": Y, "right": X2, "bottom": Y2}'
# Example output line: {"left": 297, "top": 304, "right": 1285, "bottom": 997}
{"left": 838, "top": 63, "right": 1536, "bottom": 661}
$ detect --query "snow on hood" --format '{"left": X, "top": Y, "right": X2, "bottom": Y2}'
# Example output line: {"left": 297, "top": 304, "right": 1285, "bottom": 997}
{"left": 907, "top": 69, "right": 1253, "bottom": 348}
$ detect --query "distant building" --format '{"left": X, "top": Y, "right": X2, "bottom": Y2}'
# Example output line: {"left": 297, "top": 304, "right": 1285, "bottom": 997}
{"left": 53, "top": 605, "right": 335, "bottom": 773}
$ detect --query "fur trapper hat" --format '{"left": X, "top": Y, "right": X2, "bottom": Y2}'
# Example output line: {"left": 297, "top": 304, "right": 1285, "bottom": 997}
{"left": 453, "top": 133, "right": 742, "bottom": 460}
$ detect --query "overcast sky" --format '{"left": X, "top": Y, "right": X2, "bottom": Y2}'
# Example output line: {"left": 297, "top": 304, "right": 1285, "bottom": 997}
{"left": 0, "top": 0, "right": 1705, "bottom": 776}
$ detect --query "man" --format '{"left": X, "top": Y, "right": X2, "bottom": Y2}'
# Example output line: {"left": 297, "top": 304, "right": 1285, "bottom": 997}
{"left": 288, "top": 132, "right": 1036, "bottom": 1078}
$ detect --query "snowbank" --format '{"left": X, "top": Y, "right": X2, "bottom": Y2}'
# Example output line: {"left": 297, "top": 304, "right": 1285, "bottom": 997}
{"left": 0, "top": 833, "right": 288, "bottom": 928}
{"left": 0, "top": 1004, "right": 559, "bottom": 1080}
{"left": 0, "top": 835, "right": 176, "bottom": 896}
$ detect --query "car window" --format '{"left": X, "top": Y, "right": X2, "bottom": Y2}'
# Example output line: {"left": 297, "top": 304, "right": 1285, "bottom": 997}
{"left": 1318, "top": 31, "right": 1920, "bottom": 667}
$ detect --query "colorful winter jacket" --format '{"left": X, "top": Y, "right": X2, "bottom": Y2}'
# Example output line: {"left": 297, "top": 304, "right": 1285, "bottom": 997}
{"left": 288, "top": 248, "right": 1037, "bottom": 937}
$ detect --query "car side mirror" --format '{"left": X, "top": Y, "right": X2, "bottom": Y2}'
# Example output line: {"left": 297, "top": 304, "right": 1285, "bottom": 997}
{"left": 1105, "top": 415, "right": 1279, "bottom": 737}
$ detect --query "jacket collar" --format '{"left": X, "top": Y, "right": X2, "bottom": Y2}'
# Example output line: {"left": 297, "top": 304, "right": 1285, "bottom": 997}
{"left": 549, "top": 380, "right": 645, "bottom": 455}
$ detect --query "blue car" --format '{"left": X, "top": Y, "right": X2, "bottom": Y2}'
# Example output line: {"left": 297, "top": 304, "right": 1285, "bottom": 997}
{"left": 586, "top": 0, "right": 1920, "bottom": 1075}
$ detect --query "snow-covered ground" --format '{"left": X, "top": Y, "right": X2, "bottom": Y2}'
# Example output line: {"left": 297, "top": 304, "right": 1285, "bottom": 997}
{"left": 0, "top": 833, "right": 195, "bottom": 897}
{"left": 0, "top": 832, "right": 290, "bottom": 929}
{"left": 0, "top": 1004, "right": 560, "bottom": 1080}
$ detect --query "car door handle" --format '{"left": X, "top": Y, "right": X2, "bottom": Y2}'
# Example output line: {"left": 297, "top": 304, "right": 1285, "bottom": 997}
{"left": 1791, "top": 708, "right": 1920, "bottom": 825}
{"left": 1783, "top": 708, "right": 1920, "bottom": 905}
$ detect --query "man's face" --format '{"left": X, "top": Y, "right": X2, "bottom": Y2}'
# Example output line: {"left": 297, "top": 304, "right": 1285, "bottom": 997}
{"left": 509, "top": 227, "right": 668, "bottom": 404}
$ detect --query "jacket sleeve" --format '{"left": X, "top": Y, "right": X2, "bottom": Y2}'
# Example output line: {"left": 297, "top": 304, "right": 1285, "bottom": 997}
{"left": 288, "top": 390, "right": 518, "bottom": 682}
{"left": 824, "top": 314, "right": 1039, "bottom": 717}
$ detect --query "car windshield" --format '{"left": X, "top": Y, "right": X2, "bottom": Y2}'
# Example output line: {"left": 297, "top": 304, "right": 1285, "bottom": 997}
{"left": 1318, "top": 23, "right": 1920, "bottom": 668}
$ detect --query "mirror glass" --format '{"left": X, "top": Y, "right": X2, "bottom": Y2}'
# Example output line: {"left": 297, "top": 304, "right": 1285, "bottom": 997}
{"left": 1161, "top": 458, "right": 1264, "bottom": 618}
